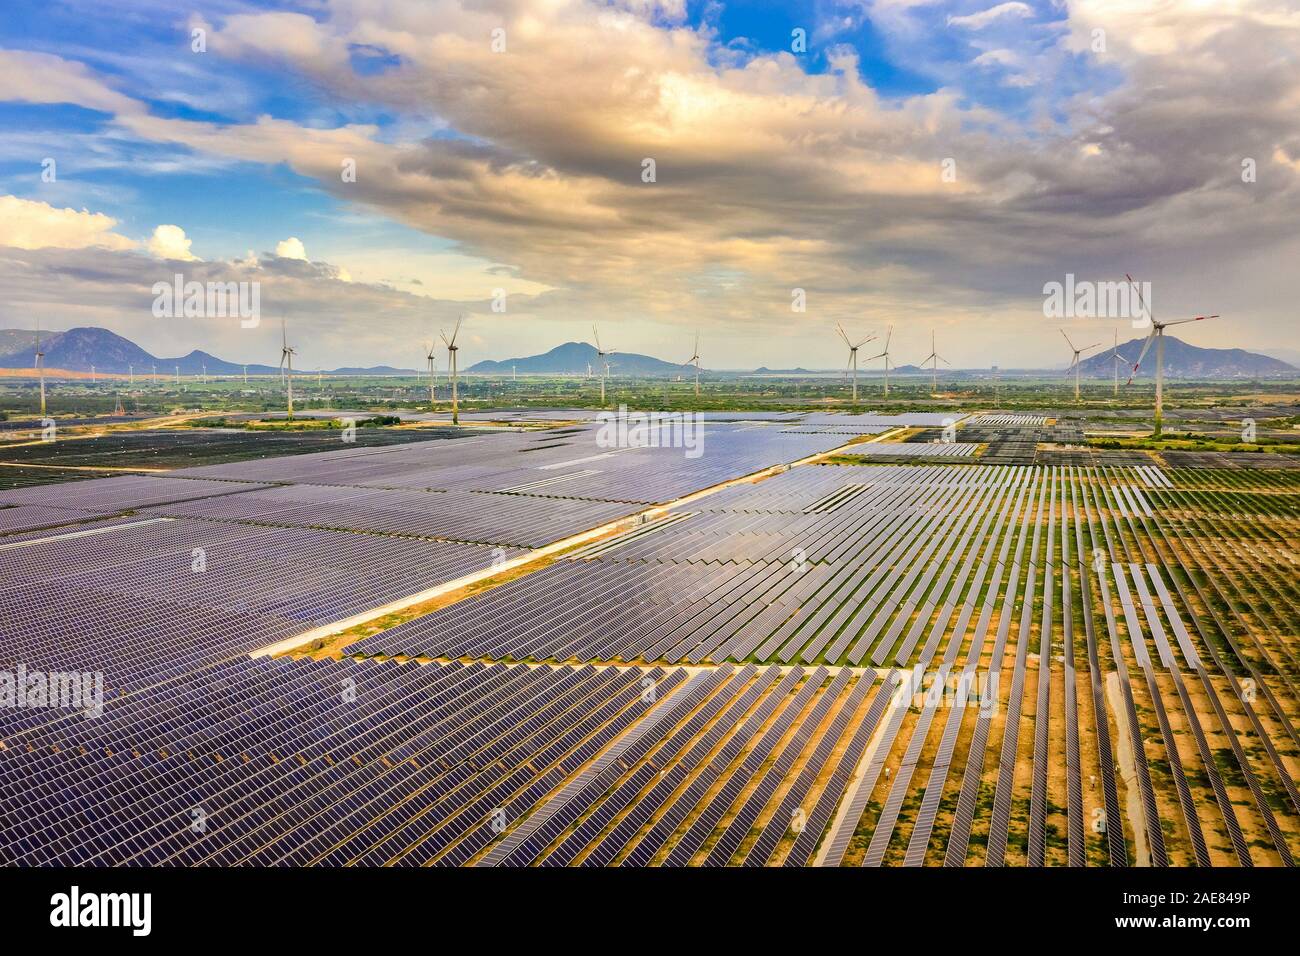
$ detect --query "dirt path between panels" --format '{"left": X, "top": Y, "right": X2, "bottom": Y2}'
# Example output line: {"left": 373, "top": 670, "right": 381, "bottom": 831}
{"left": 1106, "top": 671, "right": 1150, "bottom": 867}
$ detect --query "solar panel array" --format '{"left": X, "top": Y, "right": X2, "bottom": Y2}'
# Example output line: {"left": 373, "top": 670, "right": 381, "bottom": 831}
{"left": 3, "top": 412, "right": 1298, "bottom": 867}
{"left": 0, "top": 658, "right": 901, "bottom": 868}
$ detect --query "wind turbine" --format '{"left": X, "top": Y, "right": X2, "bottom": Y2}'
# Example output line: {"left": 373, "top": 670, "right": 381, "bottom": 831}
{"left": 152, "top": 364, "right": 158, "bottom": 385}
{"left": 920, "top": 330, "right": 950, "bottom": 393}
{"left": 279, "top": 318, "right": 296, "bottom": 420}
{"left": 835, "top": 324, "right": 876, "bottom": 404}
{"left": 424, "top": 341, "right": 438, "bottom": 409}
{"left": 682, "top": 331, "right": 702, "bottom": 397}
{"left": 1108, "top": 329, "right": 1131, "bottom": 398}
{"left": 201, "top": 364, "right": 207, "bottom": 385}
{"left": 175, "top": 366, "right": 180, "bottom": 386}
{"left": 1124, "top": 274, "right": 1218, "bottom": 437}
{"left": 90, "top": 365, "right": 95, "bottom": 382}
{"left": 242, "top": 366, "right": 248, "bottom": 386}
{"left": 440, "top": 314, "right": 464, "bottom": 424}
{"left": 34, "top": 321, "right": 46, "bottom": 417}
{"left": 592, "top": 325, "right": 615, "bottom": 406}
{"left": 1060, "top": 328, "right": 1100, "bottom": 402}
{"left": 865, "top": 325, "right": 894, "bottom": 397}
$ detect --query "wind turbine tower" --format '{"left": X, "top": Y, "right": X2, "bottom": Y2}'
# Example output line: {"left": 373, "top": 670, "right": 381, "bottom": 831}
{"left": 425, "top": 341, "right": 438, "bottom": 409}
{"left": 592, "top": 325, "right": 615, "bottom": 406}
{"left": 440, "top": 314, "right": 464, "bottom": 424}
{"left": 1109, "top": 329, "right": 1131, "bottom": 398}
{"left": 1060, "top": 328, "right": 1100, "bottom": 402}
{"left": 34, "top": 322, "right": 46, "bottom": 417}
{"left": 279, "top": 319, "right": 297, "bottom": 420}
{"left": 835, "top": 323, "right": 875, "bottom": 404}
{"left": 920, "top": 331, "right": 950, "bottom": 393}
{"left": 1124, "top": 274, "right": 1218, "bottom": 437}
{"left": 866, "top": 326, "right": 893, "bottom": 397}
{"left": 683, "top": 331, "right": 702, "bottom": 397}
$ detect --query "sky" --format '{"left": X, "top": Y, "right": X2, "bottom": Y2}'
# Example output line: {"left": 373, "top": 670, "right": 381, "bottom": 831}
{"left": 0, "top": 0, "right": 1297, "bottom": 371}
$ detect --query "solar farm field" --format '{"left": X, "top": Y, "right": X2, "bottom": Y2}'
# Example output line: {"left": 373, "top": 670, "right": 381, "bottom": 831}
{"left": 1, "top": 413, "right": 1297, "bottom": 868}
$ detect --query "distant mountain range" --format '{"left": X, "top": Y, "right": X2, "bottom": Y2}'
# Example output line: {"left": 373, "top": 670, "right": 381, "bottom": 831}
{"left": 0, "top": 328, "right": 1293, "bottom": 379}
{"left": 0, "top": 328, "right": 416, "bottom": 376}
{"left": 1074, "top": 335, "right": 1296, "bottom": 378}
{"left": 466, "top": 341, "right": 690, "bottom": 376}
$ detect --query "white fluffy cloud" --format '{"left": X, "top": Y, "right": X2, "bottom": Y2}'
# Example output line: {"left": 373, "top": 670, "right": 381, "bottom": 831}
{"left": 0, "top": 195, "right": 136, "bottom": 252}
{"left": 147, "top": 224, "right": 199, "bottom": 261}
{"left": 274, "top": 236, "right": 308, "bottom": 260}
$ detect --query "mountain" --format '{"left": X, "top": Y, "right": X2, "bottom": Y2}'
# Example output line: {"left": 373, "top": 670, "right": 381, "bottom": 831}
{"left": 0, "top": 327, "right": 280, "bottom": 375}
{"left": 1265, "top": 347, "right": 1300, "bottom": 368}
{"left": 1074, "top": 335, "right": 1296, "bottom": 379}
{"left": 0, "top": 329, "right": 45, "bottom": 358}
{"left": 466, "top": 341, "right": 690, "bottom": 376}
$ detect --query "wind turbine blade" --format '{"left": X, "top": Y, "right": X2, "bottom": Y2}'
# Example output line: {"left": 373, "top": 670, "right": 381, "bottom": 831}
{"left": 449, "top": 314, "right": 464, "bottom": 346}
{"left": 853, "top": 333, "right": 876, "bottom": 349}
{"left": 1160, "top": 314, "right": 1218, "bottom": 327}
{"left": 1126, "top": 329, "right": 1157, "bottom": 384}
{"left": 1125, "top": 273, "right": 1152, "bottom": 325}
{"left": 883, "top": 326, "right": 892, "bottom": 351}
{"left": 1060, "top": 328, "right": 1076, "bottom": 351}
{"left": 835, "top": 323, "right": 851, "bottom": 347}
{"left": 592, "top": 324, "right": 602, "bottom": 352}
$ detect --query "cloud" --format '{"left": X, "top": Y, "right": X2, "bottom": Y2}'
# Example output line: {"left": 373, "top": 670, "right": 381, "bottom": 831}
{"left": 147, "top": 224, "right": 199, "bottom": 261}
{"left": 0, "top": 50, "right": 141, "bottom": 115}
{"left": 274, "top": 236, "right": 308, "bottom": 260}
{"left": 1, "top": 0, "right": 1298, "bottom": 366}
{"left": 947, "top": 3, "right": 1033, "bottom": 30}
{"left": 0, "top": 195, "right": 136, "bottom": 252}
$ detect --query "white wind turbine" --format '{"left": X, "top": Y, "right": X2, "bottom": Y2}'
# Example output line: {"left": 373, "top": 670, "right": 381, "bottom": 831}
{"left": 836, "top": 323, "right": 876, "bottom": 404}
{"left": 440, "top": 313, "right": 465, "bottom": 424}
{"left": 34, "top": 321, "right": 47, "bottom": 417}
{"left": 920, "top": 330, "right": 950, "bottom": 393}
{"left": 1124, "top": 274, "right": 1218, "bottom": 437}
{"left": 279, "top": 318, "right": 296, "bottom": 419}
{"left": 592, "top": 325, "right": 615, "bottom": 406}
{"left": 682, "top": 331, "right": 702, "bottom": 397}
{"left": 1109, "top": 328, "right": 1131, "bottom": 398}
{"left": 866, "top": 324, "right": 894, "bottom": 397}
{"left": 424, "top": 341, "right": 438, "bottom": 410}
{"left": 1060, "top": 328, "right": 1100, "bottom": 402}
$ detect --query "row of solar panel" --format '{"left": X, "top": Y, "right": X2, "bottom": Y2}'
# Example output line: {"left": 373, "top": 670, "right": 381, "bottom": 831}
{"left": 1, "top": 657, "right": 890, "bottom": 867}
